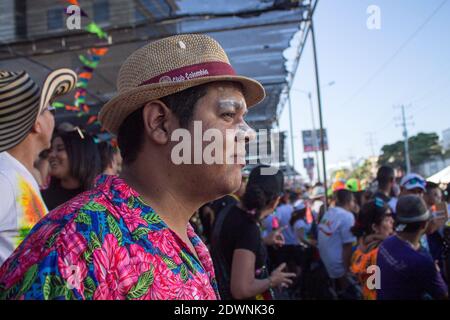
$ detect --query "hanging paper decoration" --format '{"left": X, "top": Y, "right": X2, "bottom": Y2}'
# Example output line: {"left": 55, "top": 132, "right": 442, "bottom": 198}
{"left": 52, "top": 101, "right": 66, "bottom": 109}
{"left": 59, "top": 0, "right": 111, "bottom": 135}
{"left": 85, "top": 22, "right": 108, "bottom": 39}
{"left": 87, "top": 115, "right": 98, "bottom": 125}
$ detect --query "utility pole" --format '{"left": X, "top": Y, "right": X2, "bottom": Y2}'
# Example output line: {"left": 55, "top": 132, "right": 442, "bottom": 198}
{"left": 401, "top": 105, "right": 411, "bottom": 174}
{"left": 310, "top": 17, "right": 328, "bottom": 210}
{"left": 394, "top": 105, "right": 413, "bottom": 174}
{"left": 307, "top": 92, "right": 321, "bottom": 184}
{"left": 366, "top": 132, "right": 377, "bottom": 157}
{"left": 287, "top": 92, "right": 296, "bottom": 170}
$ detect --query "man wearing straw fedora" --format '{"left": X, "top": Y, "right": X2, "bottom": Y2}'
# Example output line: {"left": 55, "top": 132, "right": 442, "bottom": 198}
{"left": 0, "top": 69, "right": 77, "bottom": 266}
{"left": 0, "top": 34, "right": 266, "bottom": 300}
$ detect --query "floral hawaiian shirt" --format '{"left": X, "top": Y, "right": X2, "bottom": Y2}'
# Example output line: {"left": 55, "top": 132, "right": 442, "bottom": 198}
{"left": 0, "top": 175, "right": 219, "bottom": 300}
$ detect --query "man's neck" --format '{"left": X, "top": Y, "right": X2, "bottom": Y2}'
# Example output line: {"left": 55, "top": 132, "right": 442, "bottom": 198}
{"left": 336, "top": 204, "right": 351, "bottom": 212}
{"left": 7, "top": 139, "right": 39, "bottom": 175}
{"left": 378, "top": 187, "right": 391, "bottom": 197}
{"left": 397, "top": 232, "right": 422, "bottom": 250}
{"left": 120, "top": 162, "right": 200, "bottom": 239}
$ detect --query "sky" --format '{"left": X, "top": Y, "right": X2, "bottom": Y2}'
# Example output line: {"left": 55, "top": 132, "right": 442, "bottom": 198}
{"left": 278, "top": 0, "right": 450, "bottom": 180}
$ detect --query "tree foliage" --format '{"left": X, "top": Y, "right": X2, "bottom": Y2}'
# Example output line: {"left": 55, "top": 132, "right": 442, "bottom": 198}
{"left": 378, "top": 132, "right": 443, "bottom": 170}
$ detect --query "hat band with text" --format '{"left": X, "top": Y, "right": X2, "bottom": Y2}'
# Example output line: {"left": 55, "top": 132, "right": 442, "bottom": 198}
{"left": 139, "top": 61, "right": 237, "bottom": 86}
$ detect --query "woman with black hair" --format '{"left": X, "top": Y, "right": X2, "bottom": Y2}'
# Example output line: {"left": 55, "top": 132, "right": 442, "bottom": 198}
{"left": 350, "top": 199, "right": 394, "bottom": 300}
{"left": 42, "top": 130, "right": 101, "bottom": 210}
{"left": 211, "top": 165, "right": 296, "bottom": 300}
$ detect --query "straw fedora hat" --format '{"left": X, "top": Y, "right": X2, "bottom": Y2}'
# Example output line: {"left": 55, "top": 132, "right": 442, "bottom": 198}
{"left": 0, "top": 68, "right": 77, "bottom": 152}
{"left": 99, "top": 34, "right": 266, "bottom": 135}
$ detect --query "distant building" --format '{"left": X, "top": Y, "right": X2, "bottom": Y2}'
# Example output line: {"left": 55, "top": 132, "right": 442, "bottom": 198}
{"left": 443, "top": 128, "right": 450, "bottom": 151}
{"left": 1, "top": 0, "right": 178, "bottom": 41}
{"left": 415, "top": 157, "right": 450, "bottom": 179}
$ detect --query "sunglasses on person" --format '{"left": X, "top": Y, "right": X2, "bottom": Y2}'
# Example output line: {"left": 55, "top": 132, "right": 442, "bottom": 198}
{"left": 405, "top": 177, "right": 426, "bottom": 187}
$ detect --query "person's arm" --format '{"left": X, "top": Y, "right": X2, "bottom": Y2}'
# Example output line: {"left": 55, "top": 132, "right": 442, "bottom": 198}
{"left": 262, "top": 227, "right": 285, "bottom": 247}
{"left": 342, "top": 242, "right": 354, "bottom": 273}
{"left": 339, "top": 214, "right": 357, "bottom": 274}
{"left": 296, "top": 227, "right": 317, "bottom": 247}
{"left": 230, "top": 249, "right": 271, "bottom": 299}
{"left": 421, "top": 259, "right": 449, "bottom": 300}
{"left": 230, "top": 249, "right": 296, "bottom": 299}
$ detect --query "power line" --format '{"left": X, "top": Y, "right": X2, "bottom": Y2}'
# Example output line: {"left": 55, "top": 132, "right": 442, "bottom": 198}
{"left": 339, "top": 0, "right": 449, "bottom": 110}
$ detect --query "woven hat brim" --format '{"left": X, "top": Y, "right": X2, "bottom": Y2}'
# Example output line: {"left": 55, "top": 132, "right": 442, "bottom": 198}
{"left": 99, "top": 75, "right": 265, "bottom": 135}
{"left": 39, "top": 68, "right": 77, "bottom": 114}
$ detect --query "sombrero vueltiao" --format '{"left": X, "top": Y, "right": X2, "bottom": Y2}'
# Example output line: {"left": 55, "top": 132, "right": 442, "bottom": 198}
{"left": 99, "top": 34, "right": 266, "bottom": 135}
{"left": 0, "top": 68, "right": 77, "bottom": 152}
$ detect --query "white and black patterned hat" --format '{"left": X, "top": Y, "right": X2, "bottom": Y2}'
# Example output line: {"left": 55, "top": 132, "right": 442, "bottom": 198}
{"left": 0, "top": 68, "right": 77, "bottom": 152}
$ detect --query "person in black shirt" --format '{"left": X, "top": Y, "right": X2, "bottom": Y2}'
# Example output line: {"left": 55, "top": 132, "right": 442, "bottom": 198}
{"left": 43, "top": 130, "right": 101, "bottom": 210}
{"left": 373, "top": 166, "right": 395, "bottom": 203}
{"left": 211, "top": 165, "right": 296, "bottom": 300}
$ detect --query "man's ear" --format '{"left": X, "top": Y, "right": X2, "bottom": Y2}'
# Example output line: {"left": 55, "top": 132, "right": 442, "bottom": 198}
{"left": 142, "top": 100, "right": 173, "bottom": 145}
{"left": 30, "top": 117, "right": 42, "bottom": 134}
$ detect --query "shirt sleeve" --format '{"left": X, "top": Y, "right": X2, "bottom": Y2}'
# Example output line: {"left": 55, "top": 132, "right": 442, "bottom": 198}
{"left": 418, "top": 256, "right": 449, "bottom": 299}
{"left": 0, "top": 173, "right": 16, "bottom": 231}
{"left": 294, "top": 220, "right": 307, "bottom": 232}
{"left": 235, "top": 222, "right": 261, "bottom": 256}
{"left": 339, "top": 213, "right": 356, "bottom": 244}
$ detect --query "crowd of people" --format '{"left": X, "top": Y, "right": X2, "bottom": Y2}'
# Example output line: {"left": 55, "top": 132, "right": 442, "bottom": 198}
{"left": 0, "top": 34, "right": 448, "bottom": 300}
{"left": 201, "top": 165, "right": 449, "bottom": 300}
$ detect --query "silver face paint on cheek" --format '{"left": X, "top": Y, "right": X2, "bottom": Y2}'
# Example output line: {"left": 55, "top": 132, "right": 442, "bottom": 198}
{"left": 217, "top": 99, "right": 245, "bottom": 110}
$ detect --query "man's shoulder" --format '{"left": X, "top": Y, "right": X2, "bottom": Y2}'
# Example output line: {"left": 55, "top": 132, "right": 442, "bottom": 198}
{"left": 0, "top": 168, "right": 17, "bottom": 189}
{"left": 330, "top": 206, "right": 354, "bottom": 221}
{"left": 224, "top": 206, "right": 258, "bottom": 231}
{"left": 46, "top": 189, "right": 111, "bottom": 222}
{"left": 0, "top": 171, "right": 17, "bottom": 212}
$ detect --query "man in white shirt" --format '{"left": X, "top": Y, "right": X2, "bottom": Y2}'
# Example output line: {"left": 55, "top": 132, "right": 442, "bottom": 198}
{"left": 318, "top": 189, "right": 357, "bottom": 297}
{"left": 0, "top": 69, "right": 76, "bottom": 265}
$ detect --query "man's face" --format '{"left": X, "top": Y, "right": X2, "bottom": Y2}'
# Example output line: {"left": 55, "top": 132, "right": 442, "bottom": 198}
{"left": 405, "top": 187, "right": 424, "bottom": 198}
{"left": 425, "top": 188, "right": 442, "bottom": 207}
{"left": 349, "top": 194, "right": 358, "bottom": 212}
{"left": 36, "top": 108, "right": 55, "bottom": 150}
{"left": 172, "top": 82, "right": 255, "bottom": 200}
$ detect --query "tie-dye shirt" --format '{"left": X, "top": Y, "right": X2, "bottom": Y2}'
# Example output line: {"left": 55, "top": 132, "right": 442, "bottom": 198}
{"left": 0, "top": 175, "right": 219, "bottom": 300}
{"left": 0, "top": 152, "right": 47, "bottom": 265}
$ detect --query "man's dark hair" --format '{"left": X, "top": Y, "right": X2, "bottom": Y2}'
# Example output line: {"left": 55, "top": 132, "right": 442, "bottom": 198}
{"left": 335, "top": 189, "right": 354, "bottom": 208}
{"left": 401, "top": 221, "right": 427, "bottom": 233}
{"left": 377, "top": 166, "right": 395, "bottom": 189}
{"left": 98, "top": 141, "right": 118, "bottom": 172}
{"left": 117, "top": 84, "right": 209, "bottom": 164}
{"left": 425, "top": 181, "right": 440, "bottom": 194}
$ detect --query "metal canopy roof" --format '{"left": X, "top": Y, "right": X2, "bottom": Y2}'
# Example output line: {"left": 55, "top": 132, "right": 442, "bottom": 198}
{"left": 0, "top": 0, "right": 311, "bottom": 132}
